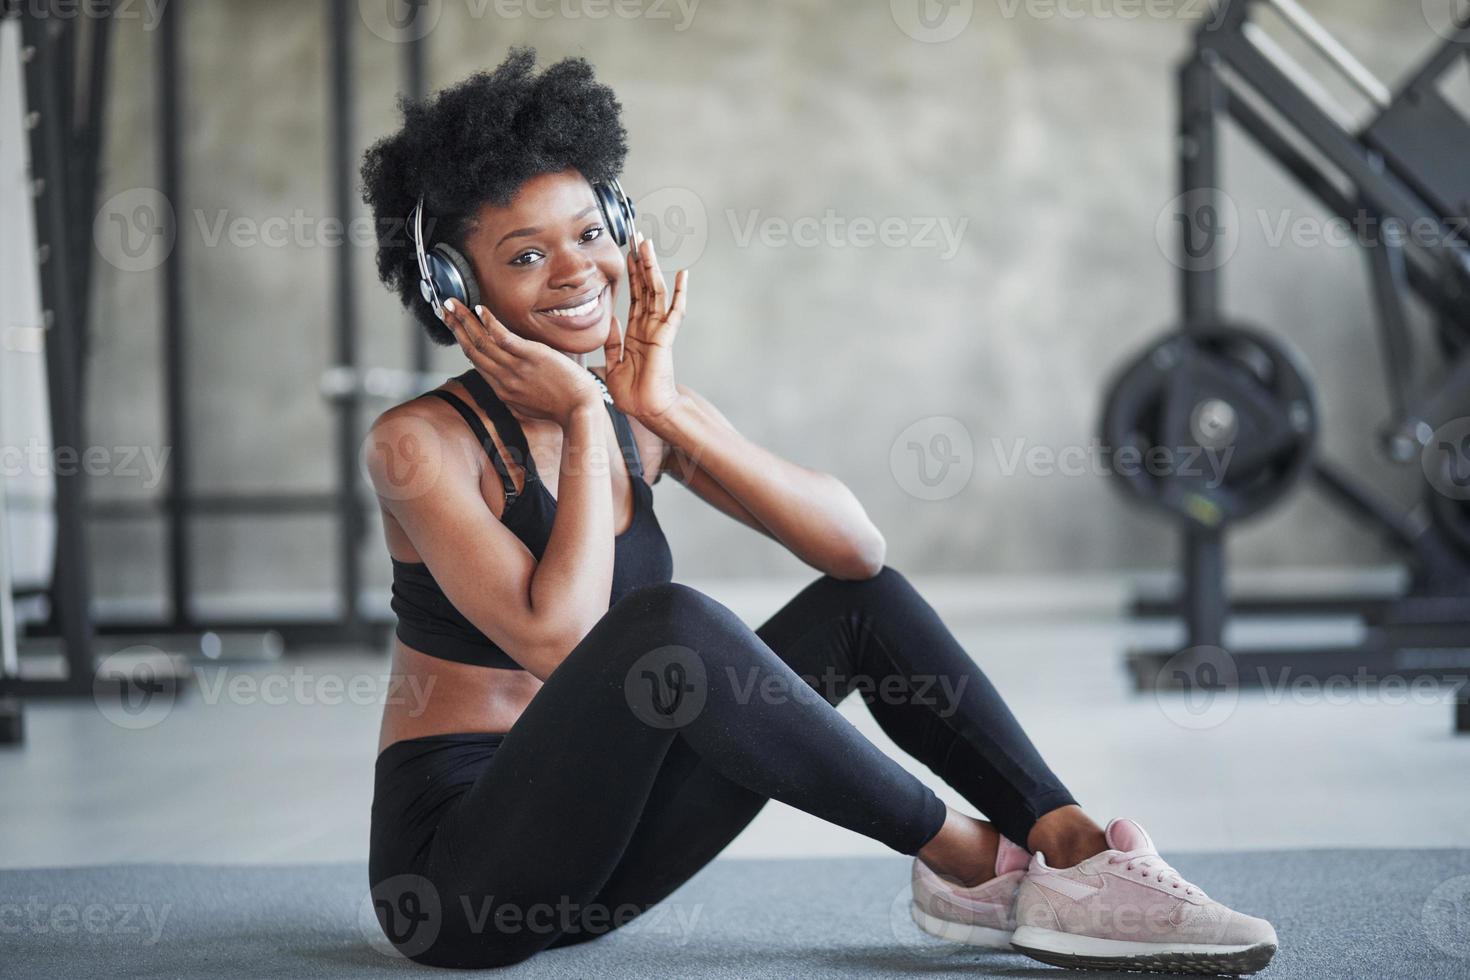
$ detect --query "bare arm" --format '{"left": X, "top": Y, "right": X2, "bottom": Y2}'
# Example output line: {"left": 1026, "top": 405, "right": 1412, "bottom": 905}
{"left": 367, "top": 395, "right": 613, "bottom": 680}
{"left": 648, "top": 382, "right": 886, "bottom": 580}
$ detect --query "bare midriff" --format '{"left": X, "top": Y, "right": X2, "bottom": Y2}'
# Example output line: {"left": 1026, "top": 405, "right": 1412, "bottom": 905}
{"left": 376, "top": 640, "right": 543, "bottom": 754}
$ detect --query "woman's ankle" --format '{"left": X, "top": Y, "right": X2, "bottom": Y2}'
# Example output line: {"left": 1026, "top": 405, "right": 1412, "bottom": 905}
{"left": 1026, "top": 805, "right": 1107, "bottom": 868}
{"left": 916, "top": 807, "right": 999, "bottom": 887}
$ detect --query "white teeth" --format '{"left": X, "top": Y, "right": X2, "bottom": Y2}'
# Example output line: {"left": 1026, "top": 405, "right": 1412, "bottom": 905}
{"left": 543, "top": 291, "right": 602, "bottom": 318}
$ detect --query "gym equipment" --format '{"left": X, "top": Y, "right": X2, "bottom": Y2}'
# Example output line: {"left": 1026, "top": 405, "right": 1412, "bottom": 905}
{"left": 3, "top": 0, "right": 418, "bottom": 716}
{"left": 1101, "top": 323, "right": 1317, "bottom": 527}
{"left": 0, "top": 363, "right": 21, "bottom": 744}
{"left": 1107, "top": 0, "right": 1470, "bottom": 732}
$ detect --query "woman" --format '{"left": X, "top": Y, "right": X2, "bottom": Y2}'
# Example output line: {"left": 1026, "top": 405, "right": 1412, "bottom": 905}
{"left": 359, "top": 48, "right": 1277, "bottom": 975}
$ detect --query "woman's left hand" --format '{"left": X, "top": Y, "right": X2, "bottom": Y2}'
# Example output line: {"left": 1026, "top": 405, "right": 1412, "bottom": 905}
{"left": 603, "top": 233, "right": 688, "bottom": 427}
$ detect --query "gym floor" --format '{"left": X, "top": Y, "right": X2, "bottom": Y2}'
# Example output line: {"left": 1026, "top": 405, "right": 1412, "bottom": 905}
{"left": 3, "top": 571, "right": 1464, "bottom": 870}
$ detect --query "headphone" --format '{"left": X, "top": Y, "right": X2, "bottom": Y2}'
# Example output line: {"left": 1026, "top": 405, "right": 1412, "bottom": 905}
{"left": 408, "top": 177, "right": 637, "bottom": 324}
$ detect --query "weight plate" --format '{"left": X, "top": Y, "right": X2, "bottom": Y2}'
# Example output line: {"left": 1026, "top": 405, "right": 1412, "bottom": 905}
{"left": 1100, "top": 322, "right": 1318, "bottom": 527}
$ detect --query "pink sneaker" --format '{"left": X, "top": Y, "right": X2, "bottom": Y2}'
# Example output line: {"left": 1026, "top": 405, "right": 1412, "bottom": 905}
{"left": 910, "top": 834, "right": 1031, "bottom": 947}
{"left": 1010, "top": 818, "right": 1278, "bottom": 975}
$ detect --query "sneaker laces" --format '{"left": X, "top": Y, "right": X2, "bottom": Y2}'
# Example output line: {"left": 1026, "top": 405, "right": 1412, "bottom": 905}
{"left": 1106, "top": 850, "right": 1207, "bottom": 899}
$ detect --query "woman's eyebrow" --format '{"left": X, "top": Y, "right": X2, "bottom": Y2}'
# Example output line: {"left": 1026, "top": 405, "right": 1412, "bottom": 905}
{"left": 495, "top": 206, "right": 599, "bottom": 249}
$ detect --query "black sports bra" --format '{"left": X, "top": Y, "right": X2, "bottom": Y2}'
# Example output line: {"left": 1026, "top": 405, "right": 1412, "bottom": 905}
{"left": 388, "top": 367, "right": 675, "bottom": 670}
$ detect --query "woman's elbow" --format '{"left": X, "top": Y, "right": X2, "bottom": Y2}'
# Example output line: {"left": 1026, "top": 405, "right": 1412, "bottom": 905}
{"left": 829, "top": 530, "right": 886, "bottom": 580}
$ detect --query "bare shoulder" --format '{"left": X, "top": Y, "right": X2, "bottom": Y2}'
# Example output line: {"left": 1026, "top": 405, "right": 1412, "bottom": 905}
{"left": 365, "top": 389, "right": 482, "bottom": 497}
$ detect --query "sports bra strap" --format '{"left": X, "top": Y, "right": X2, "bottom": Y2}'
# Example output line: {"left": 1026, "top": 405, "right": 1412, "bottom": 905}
{"left": 582, "top": 367, "right": 646, "bottom": 481}
{"left": 458, "top": 371, "right": 540, "bottom": 482}
{"left": 461, "top": 367, "right": 646, "bottom": 484}
{"left": 425, "top": 389, "right": 520, "bottom": 503}
{"left": 607, "top": 400, "right": 645, "bottom": 480}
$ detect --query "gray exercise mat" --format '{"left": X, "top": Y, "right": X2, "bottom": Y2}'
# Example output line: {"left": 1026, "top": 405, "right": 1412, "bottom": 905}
{"left": 3, "top": 850, "right": 1468, "bottom": 978}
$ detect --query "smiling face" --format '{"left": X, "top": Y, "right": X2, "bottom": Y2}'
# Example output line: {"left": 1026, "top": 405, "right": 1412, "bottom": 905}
{"left": 461, "top": 168, "right": 625, "bottom": 354}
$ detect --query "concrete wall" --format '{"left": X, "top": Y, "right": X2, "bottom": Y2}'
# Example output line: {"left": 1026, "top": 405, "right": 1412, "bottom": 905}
{"left": 76, "top": 0, "right": 1454, "bottom": 609}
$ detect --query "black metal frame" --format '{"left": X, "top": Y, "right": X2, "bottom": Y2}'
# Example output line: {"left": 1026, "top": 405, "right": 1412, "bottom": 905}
{"left": 1129, "top": 0, "right": 1470, "bottom": 729}
{"left": 2, "top": 1, "right": 436, "bottom": 701}
{"left": 6, "top": 1, "right": 104, "bottom": 696}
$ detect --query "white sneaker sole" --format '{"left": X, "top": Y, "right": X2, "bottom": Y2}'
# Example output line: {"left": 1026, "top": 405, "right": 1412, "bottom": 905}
{"left": 909, "top": 901, "right": 1013, "bottom": 949}
{"left": 1010, "top": 925, "right": 1277, "bottom": 975}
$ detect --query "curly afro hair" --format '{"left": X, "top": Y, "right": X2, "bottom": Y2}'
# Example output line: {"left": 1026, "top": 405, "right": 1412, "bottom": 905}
{"left": 360, "top": 47, "right": 627, "bottom": 346}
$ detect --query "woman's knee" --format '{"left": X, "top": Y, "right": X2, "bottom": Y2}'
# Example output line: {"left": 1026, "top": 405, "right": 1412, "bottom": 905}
{"left": 607, "top": 580, "right": 745, "bottom": 644}
{"left": 810, "top": 563, "right": 919, "bottom": 613}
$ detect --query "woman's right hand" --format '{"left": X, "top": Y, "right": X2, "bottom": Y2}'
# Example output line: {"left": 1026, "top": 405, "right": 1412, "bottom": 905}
{"left": 441, "top": 298, "right": 602, "bottom": 427}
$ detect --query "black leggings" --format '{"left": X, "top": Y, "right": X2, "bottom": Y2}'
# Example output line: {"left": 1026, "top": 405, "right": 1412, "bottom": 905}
{"left": 368, "top": 566, "right": 1077, "bottom": 968}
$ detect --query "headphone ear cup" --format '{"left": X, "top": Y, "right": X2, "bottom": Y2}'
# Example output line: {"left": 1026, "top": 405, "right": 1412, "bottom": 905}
{"left": 594, "top": 181, "right": 630, "bottom": 247}
{"left": 428, "top": 243, "right": 482, "bottom": 313}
